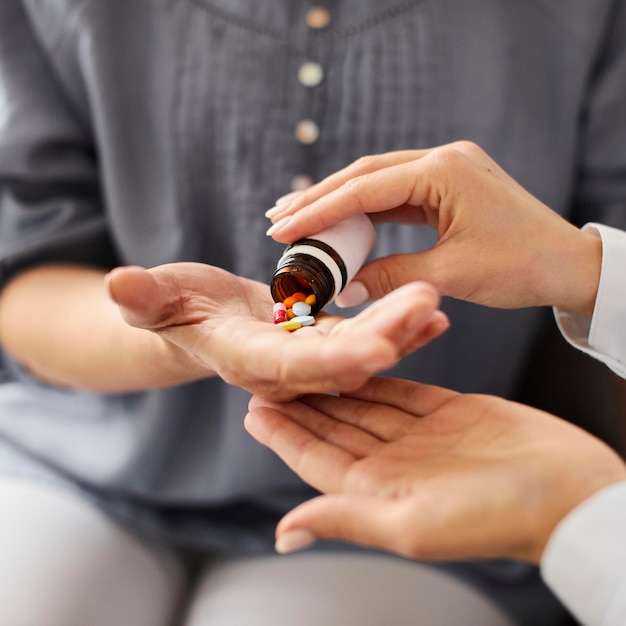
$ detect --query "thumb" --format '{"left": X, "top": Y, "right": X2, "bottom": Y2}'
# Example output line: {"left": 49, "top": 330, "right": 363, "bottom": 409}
{"left": 275, "top": 494, "right": 411, "bottom": 557}
{"left": 336, "top": 251, "right": 438, "bottom": 307}
{"left": 106, "top": 266, "right": 181, "bottom": 329}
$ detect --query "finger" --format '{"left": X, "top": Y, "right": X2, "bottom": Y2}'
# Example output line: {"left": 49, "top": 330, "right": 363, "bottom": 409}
{"left": 213, "top": 320, "right": 401, "bottom": 399}
{"left": 247, "top": 394, "right": 386, "bottom": 456}
{"left": 411, "top": 310, "right": 450, "bottom": 352}
{"left": 335, "top": 251, "right": 442, "bottom": 306}
{"left": 274, "top": 490, "right": 513, "bottom": 561}
{"left": 341, "top": 377, "right": 459, "bottom": 417}
{"left": 274, "top": 495, "right": 421, "bottom": 559}
{"left": 297, "top": 377, "right": 457, "bottom": 441}
{"left": 218, "top": 284, "right": 444, "bottom": 399}
{"left": 244, "top": 405, "right": 360, "bottom": 493}
{"left": 106, "top": 266, "right": 182, "bottom": 329}
{"left": 266, "top": 150, "right": 430, "bottom": 222}
{"left": 267, "top": 158, "right": 437, "bottom": 243}
{"left": 298, "top": 392, "right": 422, "bottom": 443}
{"left": 336, "top": 281, "right": 444, "bottom": 358}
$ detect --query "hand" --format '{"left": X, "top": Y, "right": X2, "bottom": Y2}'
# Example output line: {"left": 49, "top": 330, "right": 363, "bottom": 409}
{"left": 265, "top": 142, "right": 602, "bottom": 317}
{"left": 107, "top": 264, "right": 448, "bottom": 400}
{"left": 245, "top": 377, "right": 626, "bottom": 562}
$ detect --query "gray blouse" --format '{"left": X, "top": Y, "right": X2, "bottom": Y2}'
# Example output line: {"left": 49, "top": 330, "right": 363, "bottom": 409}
{"left": 1, "top": 0, "right": 625, "bottom": 621}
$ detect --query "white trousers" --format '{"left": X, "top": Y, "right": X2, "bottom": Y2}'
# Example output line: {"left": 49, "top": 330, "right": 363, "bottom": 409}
{"left": 0, "top": 476, "right": 514, "bottom": 626}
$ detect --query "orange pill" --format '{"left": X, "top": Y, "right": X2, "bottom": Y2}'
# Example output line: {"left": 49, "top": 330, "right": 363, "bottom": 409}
{"left": 286, "top": 308, "right": 296, "bottom": 319}
{"left": 282, "top": 296, "right": 296, "bottom": 308}
{"left": 304, "top": 294, "right": 316, "bottom": 306}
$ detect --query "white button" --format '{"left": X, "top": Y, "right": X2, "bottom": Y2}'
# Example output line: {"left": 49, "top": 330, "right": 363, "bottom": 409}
{"left": 306, "top": 7, "right": 330, "bottom": 30}
{"left": 291, "top": 175, "right": 314, "bottom": 191}
{"left": 294, "top": 120, "right": 320, "bottom": 145}
{"left": 298, "top": 62, "right": 324, "bottom": 87}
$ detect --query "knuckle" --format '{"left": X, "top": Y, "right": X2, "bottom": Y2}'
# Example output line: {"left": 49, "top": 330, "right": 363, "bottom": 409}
{"left": 342, "top": 176, "right": 370, "bottom": 212}
{"left": 351, "top": 154, "right": 379, "bottom": 172}
{"left": 430, "top": 145, "right": 464, "bottom": 169}
{"left": 343, "top": 175, "right": 367, "bottom": 196}
{"left": 451, "top": 139, "right": 482, "bottom": 155}
{"left": 429, "top": 140, "right": 482, "bottom": 172}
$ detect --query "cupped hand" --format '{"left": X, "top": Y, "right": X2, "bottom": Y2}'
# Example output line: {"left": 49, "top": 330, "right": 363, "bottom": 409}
{"left": 106, "top": 263, "right": 448, "bottom": 400}
{"left": 245, "top": 377, "right": 626, "bottom": 562}
{"left": 266, "top": 142, "right": 601, "bottom": 317}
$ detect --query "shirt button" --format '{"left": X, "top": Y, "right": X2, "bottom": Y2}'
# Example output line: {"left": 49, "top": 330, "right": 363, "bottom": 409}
{"left": 306, "top": 7, "right": 331, "bottom": 30}
{"left": 291, "top": 175, "right": 314, "bottom": 191}
{"left": 294, "top": 119, "right": 320, "bottom": 145}
{"left": 298, "top": 62, "right": 324, "bottom": 87}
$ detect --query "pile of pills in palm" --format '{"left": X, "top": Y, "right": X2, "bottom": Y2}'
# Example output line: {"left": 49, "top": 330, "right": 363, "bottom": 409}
{"left": 273, "top": 292, "right": 316, "bottom": 331}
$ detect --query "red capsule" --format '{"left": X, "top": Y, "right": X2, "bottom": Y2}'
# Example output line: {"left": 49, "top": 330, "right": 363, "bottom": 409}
{"left": 273, "top": 309, "right": 288, "bottom": 324}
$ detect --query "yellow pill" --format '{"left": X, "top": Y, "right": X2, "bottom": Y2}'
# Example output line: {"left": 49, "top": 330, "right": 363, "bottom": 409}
{"left": 277, "top": 320, "right": 303, "bottom": 332}
{"left": 286, "top": 308, "right": 296, "bottom": 319}
{"left": 304, "top": 294, "right": 316, "bottom": 306}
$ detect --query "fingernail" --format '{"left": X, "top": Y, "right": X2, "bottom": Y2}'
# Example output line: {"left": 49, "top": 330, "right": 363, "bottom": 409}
{"left": 265, "top": 205, "right": 284, "bottom": 219}
{"left": 275, "top": 529, "right": 316, "bottom": 554}
{"left": 266, "top": 215, "right": 291, "bottom": 237}
{"left": 266, "top": 191, "right": 304, "bottom": 218}
{"left": 275, "top": 190, "right": 303, "bottom": 205}
{"left": 335, "top": 281, "right": 369, "bottom": 308}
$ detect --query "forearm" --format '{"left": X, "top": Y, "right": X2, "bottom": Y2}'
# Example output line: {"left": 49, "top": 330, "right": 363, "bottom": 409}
{"left": 0, "top": 264, "right": 212, "bottom": 392}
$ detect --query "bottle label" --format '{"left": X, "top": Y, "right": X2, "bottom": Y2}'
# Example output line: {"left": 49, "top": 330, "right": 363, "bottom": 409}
{"left": 308, "top": 214, "right": 376, "bottom": 285}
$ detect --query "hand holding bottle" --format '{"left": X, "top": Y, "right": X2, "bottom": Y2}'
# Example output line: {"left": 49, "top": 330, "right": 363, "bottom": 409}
{"left": 266, "top": 142, "right": 602, "bottom": 317}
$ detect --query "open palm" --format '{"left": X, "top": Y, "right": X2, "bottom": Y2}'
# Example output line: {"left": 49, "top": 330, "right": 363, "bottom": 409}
{"left": 107, "top": 263, "right": 447, "bottom": 400}
{"left": 246, "top": 377, "right": 626, "bottom": 561}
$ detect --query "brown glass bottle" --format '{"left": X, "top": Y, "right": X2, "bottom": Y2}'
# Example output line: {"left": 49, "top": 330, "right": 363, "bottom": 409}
{"left": 270, "top": 215, "right": 376, "bottom": 315}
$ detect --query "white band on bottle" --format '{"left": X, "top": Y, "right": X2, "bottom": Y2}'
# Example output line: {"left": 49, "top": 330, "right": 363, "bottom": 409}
{"left": 278, "top": 244, "right": 343, "bottom": 300}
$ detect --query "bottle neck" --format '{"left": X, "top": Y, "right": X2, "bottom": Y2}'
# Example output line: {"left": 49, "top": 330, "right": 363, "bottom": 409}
{"left": 283, "top": 238, "right": 347, "bottom": 293}
{"left": 270, "top": 251, "right": 336, "bottom": 315}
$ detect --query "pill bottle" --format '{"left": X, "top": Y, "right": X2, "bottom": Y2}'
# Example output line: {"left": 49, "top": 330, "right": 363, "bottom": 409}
{"left": 270, "top": 214, "right": 376, "bottom": 315}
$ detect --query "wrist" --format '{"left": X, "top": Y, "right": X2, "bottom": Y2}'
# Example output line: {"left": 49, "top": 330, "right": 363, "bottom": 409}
{"left": 534, "top": 453, "right": 626, "bottom": 563}
{"left": 112, "top": 324, "right": 214, "bottom": 392}
{"left": 549, "top": 228, "right": 602, "bottom": 318}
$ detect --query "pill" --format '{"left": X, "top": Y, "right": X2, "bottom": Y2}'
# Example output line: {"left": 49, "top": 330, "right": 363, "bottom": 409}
{"left": 291, "top": 315, "right": 315, "bottom": 327}
{"left": 286, "top": 308, "right": 296, "bottom": 319}
{"left": 304, "top": 294, "right": 316, "bottom": 306}
{"left": 273, "top": 302, "right": 287, "bottom": 312}
{"left": 273, "top": 309, "right": 288, "bottom": 324}
{"left": 291, "top": 301, "right": 311, "bottom": 316}
{"left": 283, "top": 295, "right": 298, "bottom": 308}
{"left": 277, "top": 320, "right": 303, "bottom": 332}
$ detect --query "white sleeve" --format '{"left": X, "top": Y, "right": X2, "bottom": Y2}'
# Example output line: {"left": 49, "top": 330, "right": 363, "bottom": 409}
{"left": 553, "top": 223, "right": 626, "bottom": 379}
{"left": 541, "top": 481, "right": 626, "bottom": 626}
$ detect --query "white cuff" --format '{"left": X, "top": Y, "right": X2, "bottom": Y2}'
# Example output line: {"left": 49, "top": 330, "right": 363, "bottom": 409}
{"left": 553, "top": 223, "right": 626, "bottom": 379}
{"left": 541, "top": 481, "right": 626, "bottom": 626}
